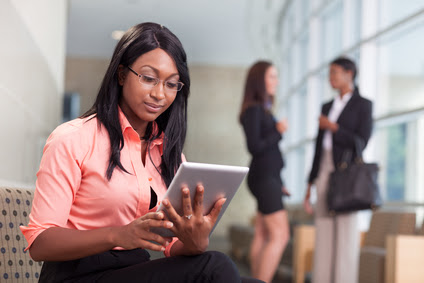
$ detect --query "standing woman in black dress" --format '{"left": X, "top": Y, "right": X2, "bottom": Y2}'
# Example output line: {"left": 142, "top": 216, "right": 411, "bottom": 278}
{"left": 239, "top": 61, "right": 290, "bottom": 283}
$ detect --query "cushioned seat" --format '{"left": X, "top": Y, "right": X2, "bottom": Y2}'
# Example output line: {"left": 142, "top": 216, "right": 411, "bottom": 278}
{"left": 358, "top": 210, "right": 416, "bottom": 283}
{"left": 359, "top": 246, "right": 386, "bottom": 283}
{"left": 385, "top": 220, "right": 424, "bottom": 283}
{"left": 0, "top": 186, "right": 42, "bottom": 282}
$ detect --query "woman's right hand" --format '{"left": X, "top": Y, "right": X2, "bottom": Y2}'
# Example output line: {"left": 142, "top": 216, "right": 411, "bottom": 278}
{"left": 276, "top": 118, "right": 288, "bottom": 134}
{"left": 112, "top": 212, "right": 174, "bottom": 252}
{"left": 303, "top": 184, "right": 314, "bottom": 215}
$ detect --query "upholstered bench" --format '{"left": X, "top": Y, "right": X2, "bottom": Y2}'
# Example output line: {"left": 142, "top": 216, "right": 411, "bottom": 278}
{"left": 0, "top": 186, "right": 42, "bottom": 282}
{"left": 385, "top": 219, "right": 424, "bottom": 283}
{"left": 358, "top": 210, "right": 416, "bottom": 283}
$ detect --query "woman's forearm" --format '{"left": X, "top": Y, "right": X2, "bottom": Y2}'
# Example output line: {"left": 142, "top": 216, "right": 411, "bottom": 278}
{"left": 29, "top": 226, "right": 119, "bottom": 262}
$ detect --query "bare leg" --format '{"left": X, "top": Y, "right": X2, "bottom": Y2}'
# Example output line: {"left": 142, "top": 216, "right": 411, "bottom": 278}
{"left": 249, "top": 213, "right": 266, "bottom": 277}
{"left": 255, "top": 210, "right": 290, "bottom": 283}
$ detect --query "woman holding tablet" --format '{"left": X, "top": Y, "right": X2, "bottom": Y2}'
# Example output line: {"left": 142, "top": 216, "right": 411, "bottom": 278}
{"left": 20, "top": 22, "right": 262, "bottom": 283}
{"left": 239, "top": 61, "right": 290, "bottom": 283}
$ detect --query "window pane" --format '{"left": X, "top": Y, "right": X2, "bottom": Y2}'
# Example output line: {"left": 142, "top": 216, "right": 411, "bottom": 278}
{"left": 379, "top": 0, "right": 424, "bottom": 29}
{"left": 320, "top": 0, "right": 343, "bottom": 63}
{"left": 298, "top": 86, "right": 307, "bottom": 140}
{"left": 352, "top": 0, "right": 362, "bottom": 43}
{"left": 299, "top": 32, "right": 309, "bottom": 79}
{"left": 282, "top": 2, "right": 295, "bottom": 50}
{"left": 300, "top": 0, "right": 310, "bottom": 27}
{"left": 374, "top": 118, "right": 421, "bottom": 203}
{"left": 377, "top": 16, "right": 424, "bottom": 116}
{"left": 283, "top": 145, "right": 306, "bottom": 203}
{"left": 385, "top": 123, "right": 406, "bottom": 201}
{"left": 320, "top": 67, "right": 333, "bottom": 102}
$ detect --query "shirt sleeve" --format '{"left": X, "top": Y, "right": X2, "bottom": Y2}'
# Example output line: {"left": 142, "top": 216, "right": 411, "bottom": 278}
{"left": 20, "top": 127, "right": 83, "bottom": 250}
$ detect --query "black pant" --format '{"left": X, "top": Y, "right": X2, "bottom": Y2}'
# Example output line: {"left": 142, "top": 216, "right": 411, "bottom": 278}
{"left": 39, "top": 249, "right": 264, "bottom": 283}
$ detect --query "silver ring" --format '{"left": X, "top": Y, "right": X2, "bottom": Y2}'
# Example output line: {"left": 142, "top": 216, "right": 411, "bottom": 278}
{"left": 185, "top": 214, "right": 192, "bottom": 220}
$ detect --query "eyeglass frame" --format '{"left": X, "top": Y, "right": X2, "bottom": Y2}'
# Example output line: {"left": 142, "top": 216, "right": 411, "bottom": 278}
{"left": 126, "top": 66, "right": 184, "bottom": 93}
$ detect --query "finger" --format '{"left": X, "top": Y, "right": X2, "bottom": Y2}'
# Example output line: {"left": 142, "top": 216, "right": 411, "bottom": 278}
{"left": 162, "top": 199, "right": 180, "bottom": 223}
{"left": 140, "top": 238, "right": 169, "bottom": 252}
{"left": 193, "top": 185, "right": 204, "bottom": 217}
{"left": 139, "top": 211, "right": 166, "bottom": 221}
{"left": 143, "top": 219, "right": 174, "bottom": 245}
{"left": 181, "top": 186, "right": 193, "bottom": 218}
{"left": 144, "top": 217, "right": 174, "bottom": 230}
{"left": 208, "top": 198, "right": 226, "bottom": 223}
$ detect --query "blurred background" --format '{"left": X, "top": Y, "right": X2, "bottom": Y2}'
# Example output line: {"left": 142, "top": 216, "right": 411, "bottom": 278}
{"left": 1, "top": 0, "right": 424, "bottom": 275}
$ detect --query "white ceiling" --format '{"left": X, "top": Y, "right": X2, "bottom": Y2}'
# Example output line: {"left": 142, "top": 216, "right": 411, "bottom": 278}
{"left": 66, "top": 0, "right": 287, "bottom": 66}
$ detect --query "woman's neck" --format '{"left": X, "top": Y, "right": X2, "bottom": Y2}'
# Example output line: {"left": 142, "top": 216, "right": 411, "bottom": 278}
{"left": 339, "top": 84, "right": 354, "bottom": 97}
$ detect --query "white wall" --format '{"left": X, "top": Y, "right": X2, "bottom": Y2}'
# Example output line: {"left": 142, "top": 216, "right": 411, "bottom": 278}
{"left": 0, "top": 0, "right": 67, "bottom": 186}
{"left": 65, "top": 56, "right": 111, "bottom": 114}
{"left": 185, "top": 65, "right": 256, "bottom": 236}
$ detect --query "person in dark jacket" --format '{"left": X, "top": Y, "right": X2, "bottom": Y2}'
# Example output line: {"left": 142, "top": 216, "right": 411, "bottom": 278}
{"left": 239, "top": 61, "right": 290, "bottom": 283}
{"left": 303, "top": 57, "right": 373, "bottom": 283}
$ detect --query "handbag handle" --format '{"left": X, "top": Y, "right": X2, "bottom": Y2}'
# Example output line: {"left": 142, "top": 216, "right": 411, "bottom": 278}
{"left": 338, "top": 137, "right": 366, "bottom": 169}
{"left": 354, "top": 137, "right": 366, "bottom": 162}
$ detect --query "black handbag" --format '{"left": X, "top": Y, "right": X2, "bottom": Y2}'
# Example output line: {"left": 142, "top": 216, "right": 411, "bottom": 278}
{"left": 327, "top": 138, "right": 382, "bottom": 214}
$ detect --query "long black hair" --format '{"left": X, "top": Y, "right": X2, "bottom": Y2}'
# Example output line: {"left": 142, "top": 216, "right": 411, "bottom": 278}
{"left": 82, "top": 22, "right": 190, "bottom": 186}
{"left": 239, "top": 61, "right": 273, "bottom": 122}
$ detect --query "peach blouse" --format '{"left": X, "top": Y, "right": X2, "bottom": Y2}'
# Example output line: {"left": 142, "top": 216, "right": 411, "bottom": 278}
{"left": 21, "top": 108, "right": 179, "bottom": 257}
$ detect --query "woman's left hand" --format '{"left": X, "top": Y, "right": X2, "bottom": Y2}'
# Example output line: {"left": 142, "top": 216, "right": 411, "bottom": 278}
{"left": 282, "top": 186, "right": 291, "bottom": 197}
{"left": 162, "top": 185, "right": 226, "bottom": 255}
{"left": 319, "top": 115, "right": 338, "bottom": 132}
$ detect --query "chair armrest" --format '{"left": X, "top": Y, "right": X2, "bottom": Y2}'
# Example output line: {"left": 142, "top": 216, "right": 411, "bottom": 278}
{"left": 385, "top": 234, "right": 424, "bottom": 283}
{"left": 360, "top": 231, "right": 367, "bottom": 247}
{"left": 292, "top": 225, "right": 315, "bottom": 283}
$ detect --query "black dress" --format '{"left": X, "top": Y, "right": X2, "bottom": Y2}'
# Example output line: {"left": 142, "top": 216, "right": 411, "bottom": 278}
{"left": 241, "top": 105, "right": 285, "bottom": 214}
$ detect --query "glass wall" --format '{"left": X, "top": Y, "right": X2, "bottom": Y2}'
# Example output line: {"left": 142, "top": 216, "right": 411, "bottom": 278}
{"left": 277, "top": 0, "right": 424, "bottom": 208}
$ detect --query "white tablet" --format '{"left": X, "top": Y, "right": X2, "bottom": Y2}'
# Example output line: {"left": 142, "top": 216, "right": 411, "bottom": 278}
{"left": 151, "top": 162, "right": 249, "bottom": 237}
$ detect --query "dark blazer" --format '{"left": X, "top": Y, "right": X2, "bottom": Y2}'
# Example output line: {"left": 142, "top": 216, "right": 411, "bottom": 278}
{"left": 308, "top": 87, "right": 373, "bottom": 184}
{"left": 241, "top": 105, "right": 284, "bottom": 175}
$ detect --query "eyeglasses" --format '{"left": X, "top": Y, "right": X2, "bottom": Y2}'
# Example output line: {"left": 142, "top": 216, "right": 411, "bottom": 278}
{"left": 127, "top": 66, "right": 184, "bottom": 93}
